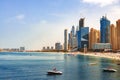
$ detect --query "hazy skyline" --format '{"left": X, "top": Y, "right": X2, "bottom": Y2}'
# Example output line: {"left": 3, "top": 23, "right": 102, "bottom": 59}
{"left": 0, "top": 0, "right": 120, "bottom": 50}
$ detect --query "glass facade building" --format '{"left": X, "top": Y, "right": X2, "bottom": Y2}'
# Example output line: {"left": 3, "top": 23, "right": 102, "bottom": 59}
{"left": 81, "top": 27, "right": 89, "bottom": 49}
{"left": 77, "top": 27, "right": 89, "bottom": 49}
{"left": 71, "top": 25, "right": 75, "bottom": 37}
{"left": 100, "top": 16, "right": 110, "bottom": 43}
{"left": 77, "top": 30, "right": 81, "bottom": 49}
{"left": 92, "top": 43, "right": 112, "bottom": 50}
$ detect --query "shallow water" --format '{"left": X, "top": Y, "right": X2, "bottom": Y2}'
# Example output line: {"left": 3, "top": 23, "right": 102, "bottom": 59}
{"left": 0, "top": 52, "right": 120, "bottom": 80}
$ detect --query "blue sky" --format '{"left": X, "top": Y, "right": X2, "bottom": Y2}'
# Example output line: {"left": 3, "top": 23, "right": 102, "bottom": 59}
{"left": 0, "top": 0, "right": 120, "bottom": 50}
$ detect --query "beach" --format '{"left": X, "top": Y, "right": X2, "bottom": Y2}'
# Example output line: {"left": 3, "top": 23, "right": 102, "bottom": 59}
{"left": 73, "top": 52, "right": 120, "bottom": 61}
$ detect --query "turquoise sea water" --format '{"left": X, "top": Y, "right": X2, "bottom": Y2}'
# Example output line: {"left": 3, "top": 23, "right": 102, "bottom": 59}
{"left": 0, "top": 52, "right": 120, "bottom": 80}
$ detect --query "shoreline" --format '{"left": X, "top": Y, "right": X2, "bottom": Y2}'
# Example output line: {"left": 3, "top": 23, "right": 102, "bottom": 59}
{"left": 71, "top": 52, "right": 120, "bottom": 61}
{"left": 1, "top": 51, "right": 120, "bottom": 61}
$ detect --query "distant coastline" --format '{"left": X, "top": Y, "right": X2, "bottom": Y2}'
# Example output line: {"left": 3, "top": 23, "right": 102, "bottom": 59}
{"left": 0, "top": 50, "right": 120, "bottom": 61}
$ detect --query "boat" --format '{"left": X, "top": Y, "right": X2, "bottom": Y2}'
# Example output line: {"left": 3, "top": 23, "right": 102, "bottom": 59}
{"left": 102, "top": 68, "right": 117, "bottom": 72}
{"left": 47, "top": 70, "right": 62, "bottom": 75}
{"left": 117, "top": 63, "right": 120, "bottom": 65}
{"left": 89, "top": 63, "right": 97, "bottom": 65}
{"left": 47, "top": 67, "right": 62, "bottom": 75}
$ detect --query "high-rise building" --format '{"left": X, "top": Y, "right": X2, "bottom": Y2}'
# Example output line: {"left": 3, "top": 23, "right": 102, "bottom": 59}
{"left": 55, "top": 42, "right": 62, "bottom": 50}
{"left": 80, "top": 27, "right": 89, "bottom": 49}
{"left": 68, "top": 26, "right": 77, "bottom": 50}
{"left": 51, "top": 46, "right": 54, "bottom": 50}
{"left": 89, "top": 28, "right": 100, "bottom": 49}
{"left": 79, "top": 18, "right": 85, "bottom": 29}
{"left": 47, "top": 46, "right": 50, "bottom": 50}
{"left": 76, "top": 30, "right": 81, "bottom": 49}
{"left": 100, "top": 16, "right": 110, "bottom": 43}
{"left": 71, "top": 25, "right": 75, "bottom": 37}
{"left": 42, "top": 47, "right": 46, "bottom": 50}
{"left": 71, "top": 36, "right": 77, "bottom": 49}
{"left": 20, "top": 47, "right": 25, "bottom": 52}
{"left": 64, "top": 29, "right": 68, "bottom": 51}
{"left": 77, "top": 18, "right": 89, "bottom": 50}
{"left": 77, "top": 27, "right": 89, "bottom": 50}
{"left": 116, "top": 19, "right": 120, "bottom": 50}
{"left": 110, "top": 24, "right": 117, "bottom": 50}
{"left": 68, "top": 33, "right": 71, "bottom": 50}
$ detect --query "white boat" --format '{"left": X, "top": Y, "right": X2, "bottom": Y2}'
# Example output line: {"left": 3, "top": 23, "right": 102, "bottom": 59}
{"left": 47, "top": 70, "right": 62, "bottom": 75}
{"left": 89, "top": 63, "right": 97, "bottom": 65}
{"left": 102, "top": 68, "right": 117, "bottom": 72}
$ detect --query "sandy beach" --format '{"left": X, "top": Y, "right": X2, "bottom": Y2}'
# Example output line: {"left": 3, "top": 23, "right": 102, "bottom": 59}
{"left": 71, "top": 52, "right": 120, "bottom": 61}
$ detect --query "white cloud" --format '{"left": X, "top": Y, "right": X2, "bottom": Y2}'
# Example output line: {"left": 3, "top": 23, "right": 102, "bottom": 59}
{"left": 107, "top": 5, "right": 120, "bottom": 24}
{"left": 40, "top": 20, "right": 47, "bottom": 24}
{"left": 82, "top": 0, "right": 119, "bottom": 7}
{"left": 109, "top": 6, "right": 120, "bottom": 15}
{"left": 16, "top": 14, "right": 25, "bottom": 20}
{"left": 5, "top": 14, "right": 25, "bottom": 24}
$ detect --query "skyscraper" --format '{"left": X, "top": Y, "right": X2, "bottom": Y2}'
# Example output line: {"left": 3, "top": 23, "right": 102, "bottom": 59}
{"left": 77, "top": 27, "right": 89, "bottom": 50}
{"left": 69, "top": 26, "right": 77, "bottom": 50}
{"left": 100, "top": 16, "right": 110, "bottom": 43}
{"left": 77, "top": 18, "right": 89, "bottom": 50}
{"left": 110, "top": 24, "right": 117, "bottom": 50}
{"left": 68, "top": 33, "right": 71, "bottom": 50}
{"left": 55, "top": 42, "right": 62, "bottom": 50}
{"left": 89, "top": 28, "right": 100, "bottom": 49}
{"left": 79, "top": 18, "right": 85, "bottom": 29}
{"left": 71, "top": 25, "right": 75, "bottom": 37}
{"left": 77, "top": 30, "right": 81, "bottom": 49}
{"left": 116, "top": 19, "right": 120, "bottom": 50}
{"left": 80, "top": 27, "right": 89, "bottom": 49}
{"left": 64, "top": 29, "right": 68, "bottom": 51}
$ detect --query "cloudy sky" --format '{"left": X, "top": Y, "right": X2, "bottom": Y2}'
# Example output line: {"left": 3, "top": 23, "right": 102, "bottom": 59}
{"left": 0, "top": 0, "right": 120, "bottom": 50}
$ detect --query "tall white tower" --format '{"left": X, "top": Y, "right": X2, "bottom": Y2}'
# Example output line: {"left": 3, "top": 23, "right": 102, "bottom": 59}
{"left": 64, "top": 29, "right": 68, "bottom": 51}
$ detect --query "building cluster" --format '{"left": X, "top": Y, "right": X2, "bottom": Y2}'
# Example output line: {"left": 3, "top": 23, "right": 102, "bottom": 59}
{"left": 64, "top": 16, "right": 120, "bottom": 52}
{"left": 0, "top": 47, "right": 25, "bottom": 52}
{"left": 42, "top": 42, "right": 63, "bottom": 52}
{"left": 64, "top": 18, "right": 89, "bottom": 52}
{"left": 41, "top": 15, "right": 120, "bottom": 52}
{"left": 110, "top": 19, "right": 120, "bottom": 51}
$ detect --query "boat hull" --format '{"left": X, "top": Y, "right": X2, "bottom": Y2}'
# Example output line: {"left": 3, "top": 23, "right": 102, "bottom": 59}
{"left": 102, "top": 68, "right": 117, "bottom": 72}
{"left": 47, "top": 71, "right": 62, "bottom": 75}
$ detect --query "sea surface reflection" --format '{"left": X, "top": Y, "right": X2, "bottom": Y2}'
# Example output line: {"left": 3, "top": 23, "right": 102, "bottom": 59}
{"left": 0, "top": 52, "right": 120, "bottom": 80}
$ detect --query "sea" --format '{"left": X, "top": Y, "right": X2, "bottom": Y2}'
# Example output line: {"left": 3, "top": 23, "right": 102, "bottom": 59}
{"left": 0, "top": 52, "right": 120, "bottom": 80}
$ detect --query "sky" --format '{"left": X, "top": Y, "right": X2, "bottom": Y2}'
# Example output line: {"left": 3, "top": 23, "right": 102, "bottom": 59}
{"left": 0, "top": 0, "right": 120, "bottom": 50}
